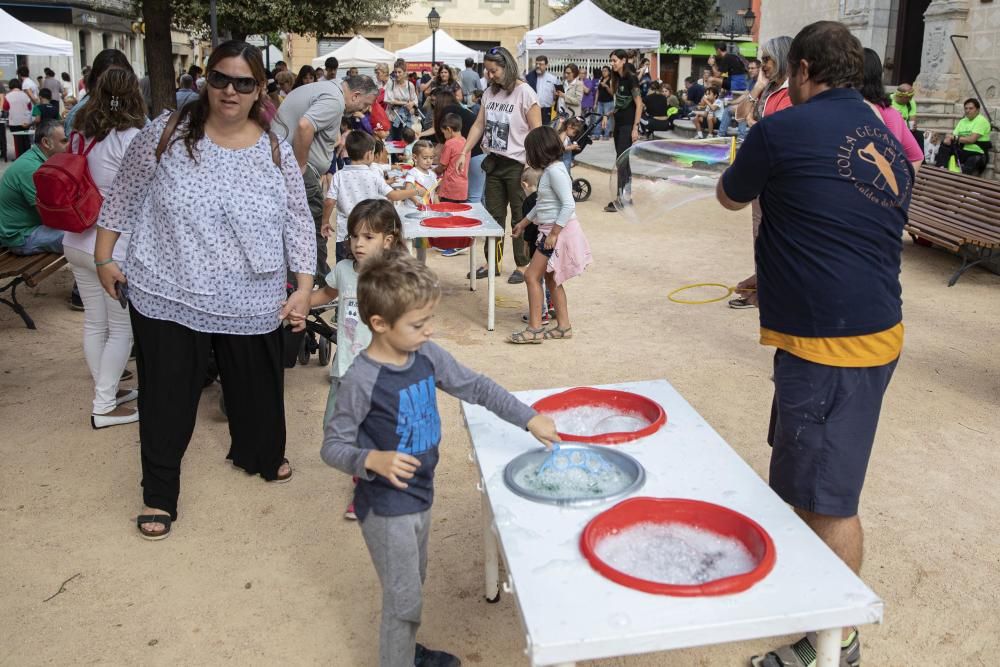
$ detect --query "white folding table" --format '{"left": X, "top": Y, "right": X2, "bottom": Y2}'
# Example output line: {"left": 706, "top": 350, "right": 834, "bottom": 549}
{"left": 461, "top": 380, "right": 883, "bottom": 667}
{"left": 402, "top": 202, "right": 504, "bottom": 331}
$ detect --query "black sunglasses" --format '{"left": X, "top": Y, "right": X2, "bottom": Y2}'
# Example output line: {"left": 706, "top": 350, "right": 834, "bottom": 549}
{"left": 206, "top": 70, "right": 258, "bottom": 94}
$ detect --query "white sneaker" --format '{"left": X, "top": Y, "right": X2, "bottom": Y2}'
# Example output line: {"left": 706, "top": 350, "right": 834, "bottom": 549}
{"left": 116, "top": 389, "right": 138, "bottom": 406}
{"left": 695, "top": 132, "right": 705, "bottom": 139}
{"left": 91, "top": 408, "right": 139, "bottom": 429}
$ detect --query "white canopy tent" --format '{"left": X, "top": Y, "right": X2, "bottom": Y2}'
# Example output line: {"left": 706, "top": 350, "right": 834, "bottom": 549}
{"left": 0, "top": 8, "right": 76, "bottom": 83}
{"left": 312, "top": 35, "right": 396, "bottom": 70}
{"left": 395, "top": 29, "right": 482, "bottom": 68}
{"left": 518, "top": 0, "right": 659, "bottom": 67}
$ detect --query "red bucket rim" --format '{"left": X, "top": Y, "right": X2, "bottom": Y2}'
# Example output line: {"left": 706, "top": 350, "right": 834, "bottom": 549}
{"left": 428, "top": 202, "right": 472, "bottom": 213}
{"left": 530, "top": 387, "right": 666, "bottom": 445}
{"left": 420, "top": 215, "right": 481, "bottom": 228}
{"left": 580, "top": 497, "right": 777, "bottom": 596}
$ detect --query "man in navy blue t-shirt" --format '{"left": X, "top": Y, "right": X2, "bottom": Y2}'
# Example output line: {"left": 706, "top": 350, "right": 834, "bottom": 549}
{"left": 717, "top": 21, "right": 912, "bottom": 667}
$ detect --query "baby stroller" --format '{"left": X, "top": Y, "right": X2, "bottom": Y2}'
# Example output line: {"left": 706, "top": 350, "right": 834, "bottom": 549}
{"left": 561, "top": 112, "right": 604, "bottom": 203}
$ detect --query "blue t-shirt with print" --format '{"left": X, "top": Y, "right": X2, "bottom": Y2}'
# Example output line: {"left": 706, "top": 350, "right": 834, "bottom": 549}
{"left": 721, "top": 87, "right": 913, "bottom": 338}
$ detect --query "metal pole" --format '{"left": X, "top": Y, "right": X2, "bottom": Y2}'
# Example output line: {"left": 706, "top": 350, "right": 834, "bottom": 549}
{"left": 432, "top": 30, "right": 437, "bottom": 72}
{"left": 265, "top": 34, "right": 271, "bottom": 71}
{"left": 210, "top": 0, "right": 218, "bottom": 48}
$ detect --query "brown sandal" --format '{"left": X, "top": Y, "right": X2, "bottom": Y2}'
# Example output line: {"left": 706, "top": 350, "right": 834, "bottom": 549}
{"left": 508, "top": 327, "right": 545, "bottom": 344}
{"left": 543, "top": 326, "right": 573, "bottom": 340}
{"left": 136, "top": 513, "right": 172, "bottom": 541}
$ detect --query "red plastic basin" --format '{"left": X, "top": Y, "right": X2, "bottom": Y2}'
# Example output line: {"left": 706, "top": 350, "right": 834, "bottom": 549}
{"left": 531, "top": 387, "right": 666, "bottom": 445}
{"left": 420, "top": 215, "right": 481, "bottom": 228}
{"left": 427, "top": 202, "right": 472, "bottom": 213}
{"left": 580, "top": 497, "right": 776, "bottom": 596}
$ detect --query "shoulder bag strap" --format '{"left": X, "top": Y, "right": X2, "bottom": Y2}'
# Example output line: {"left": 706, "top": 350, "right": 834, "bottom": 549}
{"left": 155, "top": 111, "right": 182, "bottom": 163}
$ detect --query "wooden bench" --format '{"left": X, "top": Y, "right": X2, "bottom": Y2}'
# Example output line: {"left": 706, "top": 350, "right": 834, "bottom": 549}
{"left": 906, "top": 166, "right": 1000, "bottom": 286}
{"left": 0, "top": 248, "right": 67, "bottom": 329}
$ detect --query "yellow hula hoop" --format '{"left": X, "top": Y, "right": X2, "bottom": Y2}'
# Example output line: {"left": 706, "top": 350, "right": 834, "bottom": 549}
{"left": 668, "top": 283, "right": 736, "bottom": 305}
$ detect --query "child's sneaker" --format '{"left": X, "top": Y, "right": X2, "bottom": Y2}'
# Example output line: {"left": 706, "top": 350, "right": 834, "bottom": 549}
{"left": 414, "top": 643, "right": 461, "bottom": 667}
{"left": 440, "top": 247, "right": 468, "bottom": 257}
{"left": 695, "top": 131, "right": 705, "bottom": 139}
{"left": 521, "top": 310, "right": 551, "bottom": 325}
{"left": 343, "top": 502, "right": 357, "bottom": 520}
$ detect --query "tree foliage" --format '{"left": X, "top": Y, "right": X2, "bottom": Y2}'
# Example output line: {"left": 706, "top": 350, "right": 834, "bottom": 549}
{"left": 167, "top": 0, "right": 413, "bottom": 42}
{"left": 585, "top": 0, "right": 715, "bottom": 50}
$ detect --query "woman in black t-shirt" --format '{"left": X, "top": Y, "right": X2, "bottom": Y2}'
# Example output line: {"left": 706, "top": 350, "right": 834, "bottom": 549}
{"left": 595, "top": 66, "right": 614, "bottom": 139}
{"left": 605, "top": 49, "right": 643, "bottom": 213}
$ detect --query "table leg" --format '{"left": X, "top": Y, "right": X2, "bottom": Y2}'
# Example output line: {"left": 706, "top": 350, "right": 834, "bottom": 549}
{"left": 408, "top": 239, "right": 416, "bottom": 256}
{"left": 486, "top": 236, "right": 496, "bottom": 331}
{"left": 481, "top": 490, "right": 500, "bottom": 602}
{"left": 814, "top": 628, "right": 841, "bottom": 667}
{"left": 469, "top": 244, "right": 476, "bottom": 291}
{"left": 416, "top": 245, "right": 427, "bottom": 264}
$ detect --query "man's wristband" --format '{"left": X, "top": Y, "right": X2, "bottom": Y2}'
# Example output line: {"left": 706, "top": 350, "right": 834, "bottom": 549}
{"left": 94, "top": 258, "right": 115, "bottom": 267}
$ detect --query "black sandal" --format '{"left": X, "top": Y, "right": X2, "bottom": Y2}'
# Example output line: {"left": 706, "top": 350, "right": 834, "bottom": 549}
{"left": 136, "top": 514, "right": 172, "bottom": 541}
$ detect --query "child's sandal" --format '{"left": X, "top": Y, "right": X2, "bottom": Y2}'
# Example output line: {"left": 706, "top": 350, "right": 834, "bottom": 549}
{"left": 508, "top": 327, "right": 545, "bottom": 344}
{"left": 543, "top": 326, "right": 573, "bottom": 340}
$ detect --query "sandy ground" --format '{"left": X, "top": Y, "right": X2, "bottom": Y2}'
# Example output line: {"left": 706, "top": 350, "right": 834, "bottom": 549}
{"left": 2, "top": 164, "right": 999, "bottom": 666}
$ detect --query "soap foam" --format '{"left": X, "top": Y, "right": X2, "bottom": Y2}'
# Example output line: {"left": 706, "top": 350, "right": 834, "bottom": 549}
{"left": 594, "top": 522, "right": 757, "bottom": 585}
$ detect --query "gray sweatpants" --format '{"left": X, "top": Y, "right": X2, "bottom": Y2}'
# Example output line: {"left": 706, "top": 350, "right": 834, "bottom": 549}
{"left": 360, "top": 509, "right": 431, "bottom": 667}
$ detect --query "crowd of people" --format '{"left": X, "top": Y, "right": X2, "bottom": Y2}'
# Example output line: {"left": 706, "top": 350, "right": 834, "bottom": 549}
{"left": 0, "top": 18, "right": 994, "bottom": 667}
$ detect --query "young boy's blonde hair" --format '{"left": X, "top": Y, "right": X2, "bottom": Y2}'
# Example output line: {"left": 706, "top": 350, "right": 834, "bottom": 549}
{"left": 521, "top": 165, "right": 543, "bottom": 191}
{"left": 358, "top": 252, "right": 442, "bottom": 327}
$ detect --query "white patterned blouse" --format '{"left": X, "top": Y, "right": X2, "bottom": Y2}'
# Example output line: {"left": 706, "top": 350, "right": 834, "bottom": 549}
{"left": 98, "top": 112, "right": 316, "bottom": 335}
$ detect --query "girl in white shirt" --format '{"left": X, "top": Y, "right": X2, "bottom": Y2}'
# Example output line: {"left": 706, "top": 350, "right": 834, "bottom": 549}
{"left": 64, "top": 68, "right": 146, "bottom": 428}
{"left": 510, "top": 127, "right": 592, "bottom": 343}
{"left": 400, "top": 141, "right": 439, "bottom": 211}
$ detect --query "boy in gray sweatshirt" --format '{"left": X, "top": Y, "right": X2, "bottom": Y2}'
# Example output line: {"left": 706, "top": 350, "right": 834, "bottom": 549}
{"left": 322, "top": 253, "right": 558, "bottom": 667}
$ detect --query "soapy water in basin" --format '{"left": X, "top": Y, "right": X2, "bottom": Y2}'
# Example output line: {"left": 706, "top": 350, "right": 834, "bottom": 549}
{"left": 594, "top": 522, "right": 757, "bottom": 585}
{"left": 512, "top": 456, "right": 633, "bottom": 499}
{"left": 549, "top": 406, "right": 651, "bottom": 436}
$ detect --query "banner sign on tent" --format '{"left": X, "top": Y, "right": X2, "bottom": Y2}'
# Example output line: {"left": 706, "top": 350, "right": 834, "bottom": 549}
{"left": 0, "top": 53, "right": 16, "bottom": 80}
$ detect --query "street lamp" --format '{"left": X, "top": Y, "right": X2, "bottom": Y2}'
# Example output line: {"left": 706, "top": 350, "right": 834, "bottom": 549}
{"left": 427, "top": 8, "right": 441, "bottom": 71}
{"left": 714, "top": 3, "right": 755, "bottom": 53}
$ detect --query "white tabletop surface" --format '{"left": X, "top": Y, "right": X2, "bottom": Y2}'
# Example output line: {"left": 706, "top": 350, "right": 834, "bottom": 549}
{"left": 461, "top": 379, "right": 883, "bottom": 666}
{"left": 401, "top": 202, "right": 504, "bottom": 240}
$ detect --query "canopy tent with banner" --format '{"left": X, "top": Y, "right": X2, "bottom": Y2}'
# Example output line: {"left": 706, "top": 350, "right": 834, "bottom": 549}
{"left": 0, "top": 8, "right": 76, "bottom": 83}
{"left": 312, "top": 35, "right": 396, "bottom": 72}
{"left": 395, "top": 29, "right": 482, "bottom": 69}
{"left": 517, "top": 0, "right": 659, "bottom": 74}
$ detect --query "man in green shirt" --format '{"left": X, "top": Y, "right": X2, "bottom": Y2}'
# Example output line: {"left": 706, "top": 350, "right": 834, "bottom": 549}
{"left": 0, "top": 120, "right": 68, "bottom": 254}
{"left": 937, "top": 98, "right": 992, "bottom": 174}
{"left": 891, "top": 83, "right": 924, "bottom": 153}
{"left": 890, "top": 83, "right": 917, "bottom": 124}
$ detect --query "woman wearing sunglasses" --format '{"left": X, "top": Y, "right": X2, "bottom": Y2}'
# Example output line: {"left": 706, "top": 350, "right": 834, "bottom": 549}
{"left": 93, "top": 41, "right": 316, "bottom": 541}
{"left": 458, "top": 46, "right": 542, "bottom": 284}
{"left": 728, "top": 35, "right": 793, "bottom": 310}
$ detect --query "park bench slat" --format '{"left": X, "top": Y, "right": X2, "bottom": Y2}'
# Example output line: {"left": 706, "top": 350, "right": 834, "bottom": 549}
{"left": 903, "top": 167, "right": 1000, "bottom": 285}
{"left": 0, "top": 248, "right": 67, "bottom": 329}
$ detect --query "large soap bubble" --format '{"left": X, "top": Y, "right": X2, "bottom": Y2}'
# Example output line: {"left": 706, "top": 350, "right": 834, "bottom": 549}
{"left": 609, "top": 137, "right": 735, "bottom": 223}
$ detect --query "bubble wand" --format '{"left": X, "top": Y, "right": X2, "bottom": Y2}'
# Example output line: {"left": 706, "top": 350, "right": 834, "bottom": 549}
{"left": 668, "top": 283, "right": 756, "bottom": 305}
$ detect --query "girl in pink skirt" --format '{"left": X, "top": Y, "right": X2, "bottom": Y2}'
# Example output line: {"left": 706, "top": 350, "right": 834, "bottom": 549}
{"left": 510, "top": 126, "right": 592, "bottom": 343}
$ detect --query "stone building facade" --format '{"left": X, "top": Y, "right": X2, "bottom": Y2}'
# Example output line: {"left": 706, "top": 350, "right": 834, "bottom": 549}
{"left": 759, "top": 0, "right": 1000, "bottom": 177}
{"left": 285, "top": 0, "right": 554, "bottom": 73}
{"left": 1, "top": 0, "right": 212, "bottom": 82}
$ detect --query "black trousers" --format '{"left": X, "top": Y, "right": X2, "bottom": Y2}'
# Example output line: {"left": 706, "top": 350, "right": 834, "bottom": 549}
{"left": 130, "top": 308, "right": 287, "bottom": 520}
{"left": 613, "top": 120, "right": 634, "bottom": 199}
{"left": 936, "top": 144, "right": 987, "bottom": 175}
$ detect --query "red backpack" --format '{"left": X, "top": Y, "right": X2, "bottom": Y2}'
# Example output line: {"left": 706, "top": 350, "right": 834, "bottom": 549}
{"left": 33, "top": 131, "right": 103, "bottom": 233}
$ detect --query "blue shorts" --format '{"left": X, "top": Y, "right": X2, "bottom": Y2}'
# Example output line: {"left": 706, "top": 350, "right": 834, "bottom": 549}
{"left": 767, "top": 349, "right": 897, "bottom": 517}
{"left": 535, "top": 235, "right": 554, "bottom": 258}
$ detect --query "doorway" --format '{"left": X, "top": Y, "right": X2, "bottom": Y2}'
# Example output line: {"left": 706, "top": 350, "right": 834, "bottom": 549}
{"left": 892, "top": 0, "right": 932, "bottom": 86}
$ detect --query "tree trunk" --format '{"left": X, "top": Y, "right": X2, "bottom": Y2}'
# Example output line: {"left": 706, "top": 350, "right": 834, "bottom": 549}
{"left": 143, "top": 1, "right": 176, "bottom": 117}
